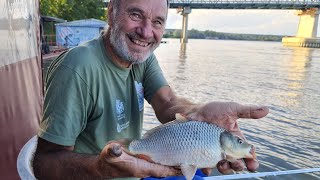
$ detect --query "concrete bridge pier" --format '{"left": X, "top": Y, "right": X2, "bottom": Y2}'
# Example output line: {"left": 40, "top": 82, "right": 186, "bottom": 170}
{"left": 283, "top": 8, "right": 320, "bottom": 48}
{"left": 296, "top": 8, "right": 319, "bottom": 37}
{"left": 178, "top": 6, "right": 191, "bottom": 43}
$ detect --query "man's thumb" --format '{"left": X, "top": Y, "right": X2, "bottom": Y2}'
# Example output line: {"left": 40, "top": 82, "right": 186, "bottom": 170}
{"left": 106, "top": 143, "right": 123, "bottom": 158}
{"left": 237, "top": 105, "right": 269, "bottom": 119}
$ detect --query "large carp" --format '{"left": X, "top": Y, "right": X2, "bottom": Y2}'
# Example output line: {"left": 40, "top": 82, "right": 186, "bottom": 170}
{"left": 128, "top": 114, "right": 256, "bottom": 180}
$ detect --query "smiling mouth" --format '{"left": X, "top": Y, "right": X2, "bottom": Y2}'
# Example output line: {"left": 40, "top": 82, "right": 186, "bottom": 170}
{"left": 128, "top": 36, "right": 151, "bottom": 47}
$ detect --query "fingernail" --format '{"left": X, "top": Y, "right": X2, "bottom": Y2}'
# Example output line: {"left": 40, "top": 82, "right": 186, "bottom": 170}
{"left": 111, "top": 144, "right": 122, "bottom": 157}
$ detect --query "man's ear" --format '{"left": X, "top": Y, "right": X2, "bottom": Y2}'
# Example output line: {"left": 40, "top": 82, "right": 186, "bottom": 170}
{"left": 107, "top": 0, "right": 114, "bottom": 26}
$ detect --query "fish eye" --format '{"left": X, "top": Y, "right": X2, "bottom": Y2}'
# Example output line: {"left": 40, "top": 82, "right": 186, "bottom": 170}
{"left": 237, "top": 138, "right": 243, "bottom": 144}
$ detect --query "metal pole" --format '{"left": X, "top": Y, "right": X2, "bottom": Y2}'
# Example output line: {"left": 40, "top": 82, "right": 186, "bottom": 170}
{"left": 180, "top": 6, "right": 191, "bottom": 43}
{"left": 204, "top": 168, "right": 320, "bottom": 180}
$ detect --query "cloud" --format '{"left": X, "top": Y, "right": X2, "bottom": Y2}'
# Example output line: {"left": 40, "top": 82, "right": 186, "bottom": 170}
{"left": 166, "top": 9, "right": 304, "bottom": 36}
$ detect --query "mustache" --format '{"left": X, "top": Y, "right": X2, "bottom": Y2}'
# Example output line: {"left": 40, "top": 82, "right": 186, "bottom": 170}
{"left": 127, "top": 32, "right": 155, "bottom": 44}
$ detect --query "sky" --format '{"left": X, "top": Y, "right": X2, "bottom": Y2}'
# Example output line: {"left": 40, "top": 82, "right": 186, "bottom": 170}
{"left": 165, "top": 9, "right": 312, "bottom": 36}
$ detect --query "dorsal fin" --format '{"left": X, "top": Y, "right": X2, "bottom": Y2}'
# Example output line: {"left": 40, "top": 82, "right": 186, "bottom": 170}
{"left": 142, "top": 124, "right": 166, "bottom": 138}
{"left": 141, "top": 113, "right": 188, "bottom": 138}
{"left": 175, "top": 113, "right": 188, "bottom": 122}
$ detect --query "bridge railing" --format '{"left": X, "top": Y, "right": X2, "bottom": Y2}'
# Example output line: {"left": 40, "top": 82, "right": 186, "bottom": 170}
{"left": 103, "top": 0, "right": 320, "bottom": 9}
{"left": 169, "top": 0, "right": 320, "bottom": 5}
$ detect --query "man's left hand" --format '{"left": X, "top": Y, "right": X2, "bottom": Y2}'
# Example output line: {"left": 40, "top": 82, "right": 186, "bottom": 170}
{"left": 186, "top": 102, "right": 269, "bottom": 174}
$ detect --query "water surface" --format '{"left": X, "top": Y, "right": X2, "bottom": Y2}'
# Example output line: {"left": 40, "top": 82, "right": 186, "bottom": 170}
{"left": 143, "top": 39, "right": 320, "bottom": 179}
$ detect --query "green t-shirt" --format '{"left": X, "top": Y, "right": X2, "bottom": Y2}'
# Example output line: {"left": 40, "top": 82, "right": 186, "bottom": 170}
{"left": 39, "top": 36, "right": 168, "bottom": 155}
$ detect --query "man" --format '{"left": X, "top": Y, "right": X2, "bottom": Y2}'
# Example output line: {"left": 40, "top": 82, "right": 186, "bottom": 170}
{"left": 33, "top": 0, "right": 269, "bottom": 179}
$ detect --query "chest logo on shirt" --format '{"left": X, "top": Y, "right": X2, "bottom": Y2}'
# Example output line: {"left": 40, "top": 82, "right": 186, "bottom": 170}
{"left": 116, "top": 99, "right": 129, "bottom": 133}
{"left": 134, "top": 81, "right": 144, "bottom": 111}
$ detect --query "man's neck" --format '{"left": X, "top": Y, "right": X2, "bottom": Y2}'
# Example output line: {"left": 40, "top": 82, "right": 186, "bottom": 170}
{"left": 103, "top": 33, "right": 132, "bottom": 69}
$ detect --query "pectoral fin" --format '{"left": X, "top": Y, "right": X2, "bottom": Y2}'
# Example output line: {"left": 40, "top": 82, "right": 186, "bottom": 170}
{"left": 175, "top": 113, "right": 188, "bottom": 122}
{"left": 180, "top": 164, "right": 197, "bottom": 180}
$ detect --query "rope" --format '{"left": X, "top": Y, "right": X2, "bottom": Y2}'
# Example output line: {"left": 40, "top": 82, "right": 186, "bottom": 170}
{"left": 203, "top": 168, "right": 320, "bottom": 180}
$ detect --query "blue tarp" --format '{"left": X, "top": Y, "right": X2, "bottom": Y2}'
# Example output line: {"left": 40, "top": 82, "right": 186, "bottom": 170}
{"left": 55, "top": 19, "right": 107, "bottom": 48}
{"left": 143, "top": 169, "right": 207, "bottom": 180}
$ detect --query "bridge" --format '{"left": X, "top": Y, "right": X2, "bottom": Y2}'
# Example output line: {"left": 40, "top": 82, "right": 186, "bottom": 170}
{"left": 168, "top": 0, "right": 320, "bottom": 9}
{"left": 104, "top": 0, "right": 320, "bottom": 48}
{"left": 104, "top": 0, "right": 320, "bottom": 9}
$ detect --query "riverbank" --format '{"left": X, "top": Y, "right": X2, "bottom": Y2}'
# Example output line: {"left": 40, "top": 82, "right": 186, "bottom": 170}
{"left": 164, "top": 29, "right": 284, "bottom": 42}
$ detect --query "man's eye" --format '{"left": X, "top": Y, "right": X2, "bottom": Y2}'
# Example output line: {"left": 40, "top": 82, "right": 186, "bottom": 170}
{"left": 153, "top": 21, "right": 163, "bottom": 28}
{"left": 129, "top": 13, "right": 142, "bottom": 21}
{"left": 155, "top": 21, "right": 162, "bottom": 25}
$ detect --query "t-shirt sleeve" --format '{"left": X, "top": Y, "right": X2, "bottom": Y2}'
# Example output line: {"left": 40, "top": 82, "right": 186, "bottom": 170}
{"left": 38, "top": 63, "right": 92, "bottom": 146}
{"left": 143, "top": 55, "right": 168, "bottom": 103}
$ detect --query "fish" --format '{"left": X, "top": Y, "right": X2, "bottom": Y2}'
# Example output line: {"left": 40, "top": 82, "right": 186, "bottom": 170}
{"left": 128, "top": 114, "right": 256, "bottom": 180}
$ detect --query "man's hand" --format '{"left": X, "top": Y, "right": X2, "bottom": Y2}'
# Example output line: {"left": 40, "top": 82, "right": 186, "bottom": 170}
{"left": 96, "top": 142, "right": 181, "bottom": 178}
{"left": 187, "top": 102, "right": 269, "bottom": 174}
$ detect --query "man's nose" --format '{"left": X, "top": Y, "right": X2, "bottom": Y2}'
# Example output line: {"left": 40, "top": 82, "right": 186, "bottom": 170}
{"left": 137, "top": 20, "right": 153, "bottom": 39}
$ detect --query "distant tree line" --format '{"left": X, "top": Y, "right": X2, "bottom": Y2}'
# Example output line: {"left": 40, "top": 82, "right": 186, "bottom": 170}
{"left": 40, "top": 0, "right": 107, "bottom": 39}
{"left": 40, "top": 0, "right": 106, "bottom": 21}
{"left": 163, "top": 29, "right": 284, "bottom": 42}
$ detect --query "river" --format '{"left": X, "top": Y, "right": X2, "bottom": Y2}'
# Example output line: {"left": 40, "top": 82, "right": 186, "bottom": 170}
{"left": 143, "top": 39, "right": 320, "bottom": 179}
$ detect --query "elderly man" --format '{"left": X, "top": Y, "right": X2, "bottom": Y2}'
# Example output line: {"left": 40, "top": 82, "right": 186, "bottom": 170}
{"left": 33, "top": 0, "right": 269, "bottom": 179}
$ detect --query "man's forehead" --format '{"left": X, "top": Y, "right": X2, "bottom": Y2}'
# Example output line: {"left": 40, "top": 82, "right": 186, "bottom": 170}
{"left": 122, "top": 0, "right": 168, "bottom": 7}
{"left": 122, "top": 0, "right": 168, "bottom": 16}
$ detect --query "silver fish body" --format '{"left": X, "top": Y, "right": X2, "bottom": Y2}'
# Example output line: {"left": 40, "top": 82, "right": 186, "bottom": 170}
{"left": 129, "top": 120, "right": 225, "bottom": 167}
{"left": 128, "top": 119, "right": 255, "bottom": 180}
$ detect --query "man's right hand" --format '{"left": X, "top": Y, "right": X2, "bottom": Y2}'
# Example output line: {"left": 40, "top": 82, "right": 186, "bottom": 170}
{"left": 96, "top": 142, "right": 181, "bottom": 178}
{"left": 33, "top": 138, "right": 180, "bottom": 180}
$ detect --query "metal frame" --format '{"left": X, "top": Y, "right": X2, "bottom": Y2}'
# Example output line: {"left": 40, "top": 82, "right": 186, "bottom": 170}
{"left": 169, "top": 0, "right": 320, "bottom": 9}
{"left": 104, "top": 0, "right": 320, "bottom": 9}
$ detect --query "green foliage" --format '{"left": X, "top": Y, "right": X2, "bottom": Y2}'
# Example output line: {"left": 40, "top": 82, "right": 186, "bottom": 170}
{"left": 173, "top": 29, "right": 182, "bottom": 38}
{"left": 188, "top": 29, "right": 205, "bottom": 39}
{"left": 40, "top": 0, "right": 106, "bottom": 21}
{"left": 164, "top": 29, "right": 283, "bottom": 42}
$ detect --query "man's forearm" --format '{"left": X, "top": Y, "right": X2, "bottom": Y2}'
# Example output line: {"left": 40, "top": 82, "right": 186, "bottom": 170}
{"left": 154, "top": 96, "right": 201, "bottom": 124}
{"left": 150, "top": 87, "right": 203, "bottom": 124}
{"left": 33, "top": 150, "right": 104, "bottom": 180}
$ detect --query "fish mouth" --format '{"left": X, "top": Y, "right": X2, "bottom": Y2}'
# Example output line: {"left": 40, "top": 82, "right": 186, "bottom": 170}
{"left": 245, "top": 145, "right": 256, "bottom": 159}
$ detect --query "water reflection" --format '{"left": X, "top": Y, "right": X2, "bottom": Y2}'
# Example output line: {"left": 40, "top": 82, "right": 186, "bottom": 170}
{"left": 179, "top": 43, "right": 187, "bottom": 61}
{"left": 174, "top": 43, "right": 188, "bottom": 91}
{"left": 288, "top": 47, "right": 312, "bottom": 81}
{"left": 284, "top": 47, "right": 313, "bottom": 107}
